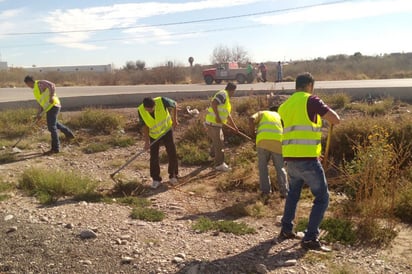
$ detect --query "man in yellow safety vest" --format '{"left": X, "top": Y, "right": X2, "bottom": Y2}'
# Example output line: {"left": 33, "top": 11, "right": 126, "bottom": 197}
{"left": 24, "top": 75, "right": 74, "bottom": 155}
{"left": 249, "top": 105, "right": 288, "bottom": 200}
{"left": 277, "top": 72, "right": 340, "bottom": 251}
{"left": 205, "top": 82, "right": 239, "bottom": 172}
{"left": 138, "top": 97, "right": 179, "bottom": 189}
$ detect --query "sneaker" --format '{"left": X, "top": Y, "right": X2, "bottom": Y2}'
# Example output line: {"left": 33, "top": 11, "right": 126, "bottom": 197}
{"left": 151, "top": 180, "right": 161, "bottom": 189}
{"left": 215, "top": 162, "right": 232, "bottom": 172}
{"left": 301, "top": 239, "right": 332, "bottom": 252}
{"left": 169, "top": 177, "right": 178, "bottom": 185}
{"left": 65, "top": 132, "right": 75, "bottom": 140}
{"left": 278, "top": 230, "right": 297, "bottom": 241}
{"left": 259, "top": 193, "right": 271, "bottom": 205}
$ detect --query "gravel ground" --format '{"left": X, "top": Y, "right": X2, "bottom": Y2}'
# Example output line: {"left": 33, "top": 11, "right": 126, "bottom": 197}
{"left": 1, "top": 107, "right": 412, "bottom": 274}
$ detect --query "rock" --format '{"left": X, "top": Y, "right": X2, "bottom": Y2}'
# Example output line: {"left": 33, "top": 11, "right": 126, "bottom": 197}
{"left": 40, "top": 216, "right": 48, "bottom": 222}
{"left": 65, "top": 223, "right": 74, "bottom": 229}
{"left": 79, "top": 229, "right": 97, "bottom": 239}
{"left": 4, "top": 214, "right": 14, "bottom": 221}
{"left": 175, "top": 253, "right": 186, "bottom": 259}
{"left": 256, "top": 263, "right": 269, "bottom": 273}
{"left": 6, "top": 226, "right": 17, "bottom": 233}
{"left": 283, "top": 259, "right": 297, "bottom": 267}
{"left": 121, "top": 256, "right": 133, "bottom": 264}
{"left": 172, "top": 256, "right": 184, "bottom": 264}
{"left": 79, "top": 260, "right": 92, "bottom": 265}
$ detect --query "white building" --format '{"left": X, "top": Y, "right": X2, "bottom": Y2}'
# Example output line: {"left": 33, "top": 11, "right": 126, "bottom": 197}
{"left": 0, "top": 61, "right": 7, "bottom": 70}
{"left": 24, "top": 64, "right": 113, "bottom": 73}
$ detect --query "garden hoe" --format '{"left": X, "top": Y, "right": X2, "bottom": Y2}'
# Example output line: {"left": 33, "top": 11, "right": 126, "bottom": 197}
{"left": 110, "top": 129, "right": 170, "bottom": 182}
{"left": 10, "top": 112, "right": 44, "bottom": 153}
{"left": 223, "top": 123, "right": 254, "bottom": 142}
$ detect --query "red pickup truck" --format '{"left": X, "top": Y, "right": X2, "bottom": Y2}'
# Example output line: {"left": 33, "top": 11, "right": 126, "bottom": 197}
{"left": 202, "top": 62, "right": 254, "bottom": 85}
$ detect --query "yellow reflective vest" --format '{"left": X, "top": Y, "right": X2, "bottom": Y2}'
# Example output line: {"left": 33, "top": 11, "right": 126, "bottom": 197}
{"left": 138, "top": 97, "right": 172, "bottom": 139}
{"left": 205, "top": 89, "right": 231, "bottom": 125}
{"left": 256, "top": 111, "right": 283, "bottom": 145}
{"left": 278, "top": 92, "right": 322, "bottom": 157}
{"left": 33, "top": 81, "right": 60, "bottom": 112}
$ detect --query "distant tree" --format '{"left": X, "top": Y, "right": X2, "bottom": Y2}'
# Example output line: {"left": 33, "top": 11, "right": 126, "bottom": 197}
{"left": 188, "top": 56, "right": 194, "bottom": 67}
{"left": 124, "top": 61, "right": 136, "bottom": 70}
{"left": 135, "top": 60, "right": 146, "bottom": 70}
{"left": 231, "top": 45, "right": 249, "bottom": 64}
{"left": 211, "top": 44, "right": 249, "bottom": 64}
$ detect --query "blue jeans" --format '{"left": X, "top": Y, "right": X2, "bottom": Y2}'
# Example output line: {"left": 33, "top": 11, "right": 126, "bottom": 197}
{"left": 281, "top": 159, "right": 329, "bottom": 241}
{"left": 47, "top": 106, "right": 73, "bottom": 151}
{"left": 149, "top": 130, "right": 178, "bottom": 182}
{"left": 257, "top": 147, "right": 288, "bottom": 196}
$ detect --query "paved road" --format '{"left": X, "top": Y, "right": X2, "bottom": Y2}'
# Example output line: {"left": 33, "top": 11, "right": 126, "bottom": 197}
{"left": 1, "top": 79, "right": 411, "bottom": 110}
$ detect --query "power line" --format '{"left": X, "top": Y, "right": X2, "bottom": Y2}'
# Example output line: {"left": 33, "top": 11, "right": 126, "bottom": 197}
{"left": 1, "top": 0, "right": 349, "bottom": 36}
{"left": 1, "top": 24, "right": 264, "bottom": 49}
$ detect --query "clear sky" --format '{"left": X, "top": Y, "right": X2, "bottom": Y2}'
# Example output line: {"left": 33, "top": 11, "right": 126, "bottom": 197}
{"left": 0, "top": 0, "right": 411, "bottom": 69}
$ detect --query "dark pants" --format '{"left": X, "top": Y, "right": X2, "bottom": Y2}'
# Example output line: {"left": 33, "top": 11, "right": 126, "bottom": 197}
{"left": 149, "top": 130, "right": 178, "bottom": 181}
{"left": 46, "top": 106, "right": 74, "bottom": 151}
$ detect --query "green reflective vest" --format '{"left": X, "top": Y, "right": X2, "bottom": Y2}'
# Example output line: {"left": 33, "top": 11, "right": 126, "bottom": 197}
{"left": 138, "top": 97, "right": 172, "bottom": 139}
{"left": 205, "top": 89, "right": 231, "bottom": 125}
{"left": 33, "top": 81, "right": 60, "bottom": 112}
{"left": 256, "top": 111, "right": 283, "bottom": 145}
{"left": 278, "top": 92, "right": 322, "bottom": 157}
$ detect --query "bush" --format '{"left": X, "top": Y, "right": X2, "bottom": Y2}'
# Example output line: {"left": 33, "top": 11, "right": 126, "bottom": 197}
{"left": 394, "top": 183, "right": 412, "bottom": 223}
{"left": 67, "top": 108, "right": 125, "bottom": 134}
{"left": 130, "top": 207, "right": 165, "bottom": 222}
{"left": 296, "top": 217, "right": 357, "bottom": 245}
{"left": 18, "top": 168, "right": 98, "bottom": 204}
{"left": 0, "top": 108, "right": 37, "bottom": 139}
{"left": 82, "top": 143, "right": 110, "bottom": 154}
{"left": 191, "top": 216, "right": 256, "bottom": 235}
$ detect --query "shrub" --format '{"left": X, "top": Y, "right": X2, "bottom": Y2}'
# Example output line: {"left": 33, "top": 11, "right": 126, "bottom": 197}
{"left": 296, "top": 217, "right": 357, "bottom": 245}
{"left": 0, "top": 180, "right": 14, "bottom": 202}
{"left": 82, "top": 143, "right": 110, "bottom": 154}
{"left": 18, "top": 168, "right": 98, "bottom": 204}
{"left": 130, "top": 207, "right": 165, "bottom": 222}
{"left": 0, "top": 108, "right": 38, "bottom": 139}
{"left": 0, "top": 152, "right": 18, "bottom": 164}
{"left": 339, "top": 126, "right": 400, "bottom": 245}
{"left": 394, "top": 183, "right": 412, "bottom": 223}
{"left": 317, "top": 92, "right": 350, "bottom": 109}
{"left": 108, "top": 136, "right": 135, "bottom": 147}
{"left": 191, "top": 216, "right": 256, "bottom": 235}
{"left": 111, "top": 180, "right": 147, "bottom": 196}
{"left": 67, "top": 108, "right": 125, "bottom": 134}
{"left": 177, "top": 141, "right": 210, "bottom": 165}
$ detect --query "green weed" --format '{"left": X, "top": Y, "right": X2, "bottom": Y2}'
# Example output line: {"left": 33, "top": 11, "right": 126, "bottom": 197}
{"left": 0, "top": 108, "right": 38, "bottom": 139}
{"left": 177, "top": 141, "right": 210, "bottom": 165}
{"left": 108, "top": 136, "right": 135, "bottom": 147}
{"left": 67, "top": 108, "right": 125, "bottom": 134}
{"left": 317, "top": 92, "right": 350, "bottom": 109}
{"left": 192, "top": 216, "right": 256, "bottom": 235}
{"left": 82, "top": 143, "right": 110, "bottom": 154}
{"left": 18, "top": 168, "right": 98, "bottom": 204}
{"left": 296, "top": 217, "right": 357, "bottom": 245}
{"left": 130, "top": 207, "right": 165, "bottom": 222}
{"left": 111, "top": 180, "right": 147, "bottom": 196}
{"left": 0, "top": 152, "right": 18, "bottom": 164}
{"left": 394, "top": 182, "right": 412, "bottom": 223}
